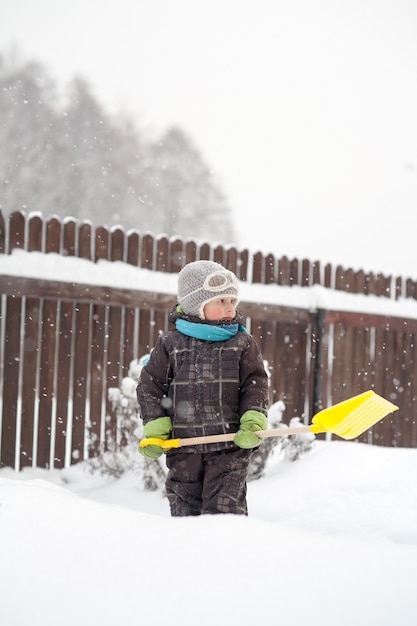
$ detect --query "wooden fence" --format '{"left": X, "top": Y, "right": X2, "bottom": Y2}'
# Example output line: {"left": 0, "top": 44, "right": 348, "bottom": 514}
{"left": 1, "top": 210, "right": 416, "bottom": 470}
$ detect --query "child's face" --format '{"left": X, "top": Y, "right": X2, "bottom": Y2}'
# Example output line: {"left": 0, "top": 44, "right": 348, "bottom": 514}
{"left": 203, "top": 297, "right": 238, "bottom": 321}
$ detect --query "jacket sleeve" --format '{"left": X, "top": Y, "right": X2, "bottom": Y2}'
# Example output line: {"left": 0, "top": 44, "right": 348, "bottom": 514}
{"left": 136, "top": 336, "right": 172, "bottom": 425}
{"left": 239, "top": 336, "right": 270, "bottom": 416}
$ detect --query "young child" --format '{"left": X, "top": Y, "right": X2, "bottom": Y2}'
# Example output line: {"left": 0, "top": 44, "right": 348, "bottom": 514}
{"left": 137, "top": 260, "right": 269, "bottom": 516}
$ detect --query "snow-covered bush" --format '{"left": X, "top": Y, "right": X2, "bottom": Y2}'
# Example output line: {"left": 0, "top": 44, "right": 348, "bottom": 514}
{"left": 281, "top": 416, "right": 316, "bottom": 462}
{"left": 248, "top": 361, "right": 314, "bottom": 480}
{"left": 87, "top": 356, "right": 166, "bottom": 490}
{"left": 248, "top": 399, "right": 285, "bottom": 481}
{"left": 248, "top": 399, "right": 316, "bottom": 481}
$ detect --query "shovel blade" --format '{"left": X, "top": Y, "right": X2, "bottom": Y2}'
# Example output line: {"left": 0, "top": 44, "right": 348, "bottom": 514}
{"left": 312, "top": 390, "right": 398, "bottom": 439}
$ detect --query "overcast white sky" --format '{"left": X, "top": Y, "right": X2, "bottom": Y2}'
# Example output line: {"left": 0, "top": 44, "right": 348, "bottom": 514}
{"left": 2, "top": 0, "right": 417, "bottom": 277}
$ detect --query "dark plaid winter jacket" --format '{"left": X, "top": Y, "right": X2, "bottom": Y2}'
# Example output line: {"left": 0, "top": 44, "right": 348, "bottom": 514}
{"left": 136, "top": 307, "right": 270, "bottom": 453}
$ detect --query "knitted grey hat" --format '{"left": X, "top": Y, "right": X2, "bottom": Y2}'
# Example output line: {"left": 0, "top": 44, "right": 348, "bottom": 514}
{"left": 177, "top": 260, "right": 240, "bottom": 319}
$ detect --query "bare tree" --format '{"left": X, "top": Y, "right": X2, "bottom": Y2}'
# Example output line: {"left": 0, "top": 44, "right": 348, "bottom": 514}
{"left": 0, "top": 53, "right": 236, "bottom": 244}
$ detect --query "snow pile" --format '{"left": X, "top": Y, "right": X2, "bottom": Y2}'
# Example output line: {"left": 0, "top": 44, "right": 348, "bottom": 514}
{"left": 1, "top": 440, "right": 417, "bottom": 626}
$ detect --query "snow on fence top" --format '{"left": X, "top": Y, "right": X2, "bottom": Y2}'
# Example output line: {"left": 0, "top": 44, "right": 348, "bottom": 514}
{"left": 2, "top": 248, "right": 417, "bottom": 321}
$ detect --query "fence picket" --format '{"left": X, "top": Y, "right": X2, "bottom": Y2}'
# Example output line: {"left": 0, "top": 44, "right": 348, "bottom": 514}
{"left": 0, "top": 211, "right": 5, "bottom": 253}
{"left": 46, "top": 217, "right": 61, "bottom": 254}
{"left": 89, "top": 303, "right": 108, "bottom": 458}
{"left": 110, "top": 227, "right": 125, "bottom": 262}
{"left": 312, "top": 261, "right": 321, "bottom": 286}
{"left": 265, "top": 253, "right": 275, "bottom": 284}
{"left": 37, "top": 299, "right": 58, "bottom": 467}
{"left": 199, "top": 242, "right": 210, "bottom": 261}
{"left": 127, "top": 231, "right": 140, "bottom": 266}
{"left": 169, "top": 238, "right": 184, "bottom": 272}
{"left": 213, "top": 244, "right": 225, "bottom": 265}
{"left": 54, "top": 302, "right": 74, "bottom": 467}
{"left": 71, "top": 302, "right": 91, "bottom": 462}
{"left": 252, "top": 252, "right": 263, "bottom": 283}
{"left": 156, "top": 235, "right": 169, "bottom": 273}
{"left": 237, "top": 249, "right": 249, "bottom": 282}
{"left": 289, "top": 258, "right": 298, "bottom": 285}
{"left": 78, "top": 222, "right": 92, "bottom": 259}
{"left": 301, "top": 259, "right": 310, "bottom": 286}
{"left": 95, "top": 226, "right": 110, "bottom": 261}
{"left": 185, "top": 240, "right": 197, "bottom": 264}
{"left": 63, "top": 219, "right": 76, "bottom": 256}
{"left": 2, "top": 295, "right": 22, "bottom": 468}
{"left": 28, "top": 214, "right": 43, "bottom": 252}
{"left": 141, "top": 233, "right": 154, "bottom": 269}
{"left": 9, "top": 211, "right": 26, "bottom": 250}
{"left": 277, "top": 256, "right": 290, "bottom": 285}
{"left": 20, "top": 297, "right": 40, "bottom": 467}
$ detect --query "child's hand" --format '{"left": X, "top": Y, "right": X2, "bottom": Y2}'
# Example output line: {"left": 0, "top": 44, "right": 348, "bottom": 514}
{"left": 138, "top": 416, "right": 172, "bottom": 459}
{"left": 234, "top": 410, "right": 268, "bottom": 449}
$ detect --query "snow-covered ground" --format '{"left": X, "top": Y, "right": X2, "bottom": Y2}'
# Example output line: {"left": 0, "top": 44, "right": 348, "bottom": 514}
{"left": 1, "top": 440, "right": 417, "bottom": 626}
{"left": 2, "top": 247, "right": 417, "bottom": 625}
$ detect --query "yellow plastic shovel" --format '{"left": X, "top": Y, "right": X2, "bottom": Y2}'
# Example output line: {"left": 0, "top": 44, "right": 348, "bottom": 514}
{"left": 139, "top": 390, "right": 399, "bottom": 451}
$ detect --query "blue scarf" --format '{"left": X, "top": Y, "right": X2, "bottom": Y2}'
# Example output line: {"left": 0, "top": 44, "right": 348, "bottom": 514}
{"left": 175, "top": 319, "right": 248, "bottom": 341}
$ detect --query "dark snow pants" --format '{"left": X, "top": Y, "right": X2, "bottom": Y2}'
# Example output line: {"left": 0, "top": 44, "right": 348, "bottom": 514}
{"left": 165, "top": 447, "right": 252, "bottom": 516}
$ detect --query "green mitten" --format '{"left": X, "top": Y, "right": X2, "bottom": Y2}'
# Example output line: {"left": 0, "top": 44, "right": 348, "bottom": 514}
{"left": 234, "top": 410, "right": 268, "bottom": 449}
{"left": 139, "top": 444, "right": 165, "bottom": 459}
{"left": 139, "top": 416, "right": 172, "bottom": 459}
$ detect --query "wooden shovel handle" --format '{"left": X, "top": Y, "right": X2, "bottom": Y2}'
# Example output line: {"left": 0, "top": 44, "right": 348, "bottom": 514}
{"left": 140, "top": 424, "right": 323, "bottom": 450}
